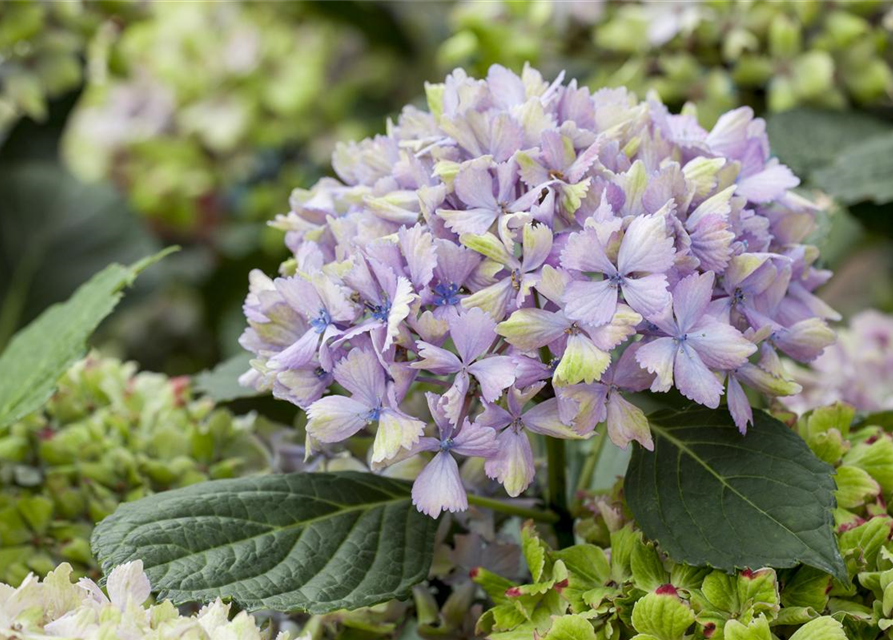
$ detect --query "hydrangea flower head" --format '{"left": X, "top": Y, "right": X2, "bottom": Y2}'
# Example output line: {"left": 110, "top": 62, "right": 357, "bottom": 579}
{"left": 0, "top": 561, "right": 293, "bottom": 639}
{"left": 241, "top": 64, "right": 835, "bottom": 516}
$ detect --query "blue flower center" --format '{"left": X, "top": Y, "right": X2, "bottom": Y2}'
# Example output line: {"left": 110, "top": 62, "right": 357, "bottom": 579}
{"left": 607, "top": 273, "right": 624, "bottom": 287}
{"left": 365, "top": 405, "right": 382, "bottom": 423}
{"left": 674, "top": 334, "right": 688, "bottom": 346}
{"left": 368, "top": 299, "right": 391, "bottom": 322}
{"left": 310, "top": 309, "right": 332, "bottom": 334}
{"left": 732, "top": 288, "right": 746, "bottom": 305}
{"left": 433, "top": 282, "right": 461, "bottom": 307}
{"left": 439, "top": 438, "right": 455, "bottom": 452}
{"left": 314, "top": 366, "right": 327, "bottom": 379}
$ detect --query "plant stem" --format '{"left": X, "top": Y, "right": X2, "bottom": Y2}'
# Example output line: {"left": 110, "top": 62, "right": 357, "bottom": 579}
{"left": 467, "top": 494, "right": 560, "bottom": 524}
{"left": 545, "top": 436, "right": 575, "bottom": 547}
{"left": 575, "top": 428, "right": 608, "bottom": 496}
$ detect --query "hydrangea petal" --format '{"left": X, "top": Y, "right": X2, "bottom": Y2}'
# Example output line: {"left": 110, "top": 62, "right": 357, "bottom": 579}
{"left": 484, "top": 429, "right": 535, "bottom": 497}
{"left": 412, "top": 452, "right": 467, "bottom": 518}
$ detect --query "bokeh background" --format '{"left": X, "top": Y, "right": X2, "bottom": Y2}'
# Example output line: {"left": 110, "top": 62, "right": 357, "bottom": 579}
{"left": 3, "top": 0, "right": 892, "bottom": 380}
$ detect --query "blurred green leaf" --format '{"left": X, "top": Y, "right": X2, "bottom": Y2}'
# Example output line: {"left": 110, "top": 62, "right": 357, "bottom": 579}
{"left": 0, "top": 248, "right": 174, "bottom": 429}
{"left": 0, "top": 162, "right": 159, "bottom": 345}
{"left": 193, "top": 352, "right": 260, "bottom": 402}
{"left": 766, "top": 109, "right": 889, "bottom": 179}
{"left": 812, "top": 132, "right": 893, "bottom": 206}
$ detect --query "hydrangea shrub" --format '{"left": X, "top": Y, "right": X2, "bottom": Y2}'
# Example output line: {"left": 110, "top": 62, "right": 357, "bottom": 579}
{"left": 239, "top": 63, "right": 835, "bottom": 519}
{"left": 0, "top": 354, "right": 269, "bottom": 586}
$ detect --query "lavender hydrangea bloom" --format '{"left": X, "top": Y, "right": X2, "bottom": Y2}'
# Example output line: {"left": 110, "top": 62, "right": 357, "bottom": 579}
{"left": 240, "top": 64, "right": 834, "bottom": 516}
{"left": 784, "top": 310, "right": 893, "bottom": 414}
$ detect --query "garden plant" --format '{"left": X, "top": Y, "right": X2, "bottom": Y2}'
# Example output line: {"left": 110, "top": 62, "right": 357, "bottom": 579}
{"left": 3, "top": 3, "right": 893, "bottom": 640}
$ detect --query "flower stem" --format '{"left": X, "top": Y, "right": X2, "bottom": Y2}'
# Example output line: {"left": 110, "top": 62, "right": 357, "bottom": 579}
{"left": 467, "top": 494, "right": 560, "bottom": 524}
{"left": 545, "top": 436, "right": 575, "bottom": 547}
{"left": 575, "top": 428, "right": 608, "bottom": 496}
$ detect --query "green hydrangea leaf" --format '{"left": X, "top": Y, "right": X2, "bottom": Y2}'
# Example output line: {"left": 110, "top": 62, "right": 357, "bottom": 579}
{"left": 522, "top": 521, "right": 549, "bottom": 583}
{"left": 545, "top": 614, "right": 597, "bottom": 640}
{"left": 812, "top": 132, "right": 893, "bottom": 206}
{"left": 631, "top": 587, "right": 695, "bottom": 640}
{"left": 91, "top": 471, "right": 438, "bottom": 614}
{"left": 0, "top": 249, "right": 174, "bottom": 430}
{"left": 631, "top": 539, "right": 668, "bottom": 592}
{"left": 192, "top": 352, "right": 260, "bottom": 402}
{"left": 843, "top": 438, "right": 893, "bottom": 495}
{"left": 834, "top": 466, "right": 880, "bottom": 509}
{"left": 765, "top": 109, "right": 889, "bottom": 179}
{"left": 724, "top": 615, "right": 773, "bottom": 640}
{"left": 625, "top": 407, "right": 846, "bottom": 581}
{"left": 788, "top": 616, "right": 847, "bottom": 640}
{"left": 782, "top": 566, "right": 831, "bottom": 612}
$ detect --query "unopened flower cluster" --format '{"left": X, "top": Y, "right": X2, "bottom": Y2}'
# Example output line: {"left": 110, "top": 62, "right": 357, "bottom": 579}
{"left": 0, "top": 561, "right": 292, "bottom": 640}
{"left": 0, "top": 354, "right": 268, "bottom": 586}
{"left": 784, "top": 309, "right": 893, "bottom": 414}
{"left": 240, "top": 64, "right": 836, "bottom": 518}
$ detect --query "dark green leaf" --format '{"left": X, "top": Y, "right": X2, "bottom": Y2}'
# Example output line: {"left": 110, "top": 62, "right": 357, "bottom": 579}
{"left": 91, "top": 471, "right": 438, "bottom": 614}
{"left": 0, "top": 249, "right": 174, "bottom": 429}
{"left": 812, "top": 132, "right": 893, "bottom": 206}
{"left": 765, "top": 109, "right": 890, "bottom": 179}
{"left": 193, "top": 352, "right": 260, "bottom": 402}
{"left": 0, "top": 162, "right": 159, "bottom": 344}
{"left": 625, "top": 407, "right": 845, "bottom": 581}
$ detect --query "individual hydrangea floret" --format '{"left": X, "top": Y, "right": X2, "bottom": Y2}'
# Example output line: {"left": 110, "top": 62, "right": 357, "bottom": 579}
{"left": 240, "top": 64, "right": 835, "bottom": 517}
{"left": 0, "top": 560, "right": 293, "bottom": 639}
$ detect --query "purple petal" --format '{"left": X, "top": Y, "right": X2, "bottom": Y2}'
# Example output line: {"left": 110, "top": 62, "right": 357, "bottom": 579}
{"left": 636, "top": 337, "right": 676, "bottom": 392}
{"left": 672, "top": 272, "right": 715, "bottom": 334}
{"left": 399, "top": 224, "right": 437, "bottom": 290}
{"left": 441, "top": 370, "right": 471, "bottom": 425}
{"left": 556, "top": 383, "right": 608, "bottom": 436}
{"left": 468, "top": 355, "right": 516, "bottom": 402}
{"left": 563, "top": 279, "right": 619, "bottom": 328}
{"left": 426, "top": 391, "right": 453, "bottom": 438}
{"left": 450, "top": 307, "right": 498, "bottom": 363}
{"left": 270, "top": 328, "right": 321, "bottom": 371}
{"left": 522, "top": 398, "right": 581, "bottom": 438}
{"left": 736, "top": 160, "right": 799, "bottom": 204}
{"left": 455, "top": 164, "right": 498, "bottom": 210}
{"left": 674, "top": 345, "right": 724, "bottom": 408}
{"left": 606, "top": 392, "right": 653, "bottom": 450}
{"left": 412, "top": 341, "right": 462, "bottom": 374}
{"left": 727, "top": 375, "right": 753, "bottom": 434}
{"left": 560, "top": 227, "right": 616, "bottom": 275}
{"left": 610, "top": 342, "right": 655, "bottom": 392}
{"left": 487, "top": 64, "right": 527, "bottom": 110}
{"left": 452, "top": 420, "right": 499, "bottom": 457}
{"left": 621, "top": 274, "right": 670, "bottom": 319}
{"left": 306, "top": 396, "right": 370, "bottom": 443}
{"left": 476, "top": 402, "right": 513, "bottom": 430}
{"left": 617, "top": 212, "right": 676, "bottom": 275}
{"left": 434, "top": 239, "right": 481, "bottom": 288}
{"left": 484, "top": 428, "right": 535, "bottom": 497}
{"left": 773, "top": 318, "right": 836, "bottom": 362}
{"left": 412, "top": 452, "right": 467, "bottom": 518}
{"left": 688, "top": 215, "right": 735, "bottom": 274}
{"left": 521, "top": 222, "right": 553, "bottom": 272}
{"left": 333, "top": 348, "right": 387, "bottom": 407}
{"left": 274, "top": 276, "right": 321, "bottom": 320}
{"left": 687, "top": 320, "right": 757, "bottom": 370}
